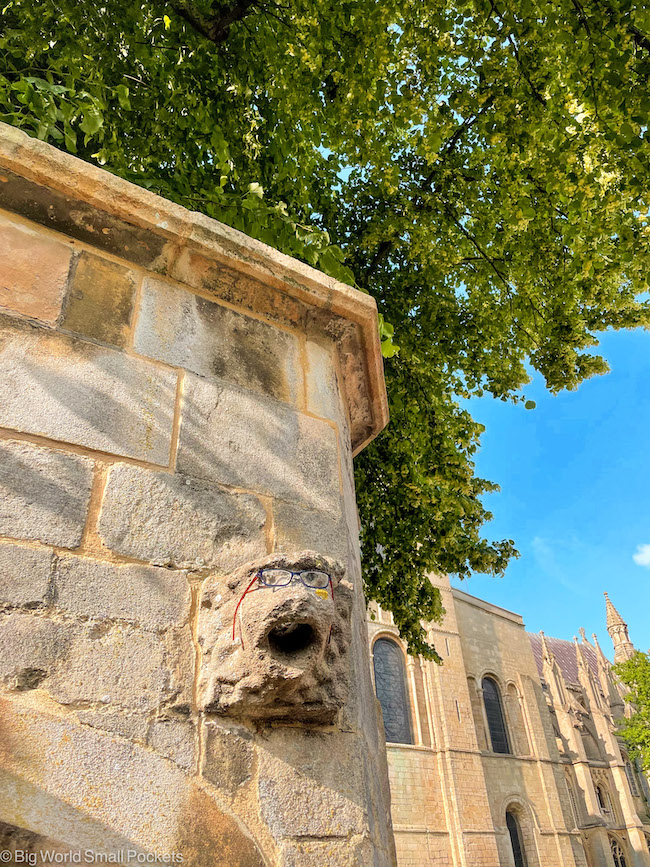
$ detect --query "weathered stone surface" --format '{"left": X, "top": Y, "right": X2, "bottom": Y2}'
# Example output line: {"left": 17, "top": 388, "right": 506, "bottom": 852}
{"left": 305, "top": 340, "right": 342, "bottom": 422}
{"left": 98, "top": 463, "right": 266, "bottom": 571}
{"left": 0, "top": 699, "right": 267, "bottom": 865}
{"left": 54, "top": 555, "right": 190, "bottom": 629}
{"left": 171, "top": 251, "right": 309, "bottom": 330}
{"left": 0, "top": 439, "right": 93, "bottom": 547}
{"left": 258, "top": 734, "right": 366, "bottom": 838}
{"left": 178, "top": 374, "right": 341, "bottom": 513}
{"left": 0, "top": 542, "right": 52, "bottom": 607}
{"left": 0, "top": 167, "right": 173, "bottom": 270}
{"left": 135, "top": 277, "right": 302, "bottom": 404}
{"left": 160, "top": 624, "right": 196, "bottom": 713}
{"left": 0, "top": 215, "right": 72, "bottom": 323}
{"left": 0, "top": 612, "right": 66, "bottom": 691}
{"left": 279, "top": 839, "right": 376, "bottom": 867}
{"left": 259, "top": 727, "right": 367, "bottom": 830}
{"left": 203, "top": 722, "right": 254, "bottom": 794}
{"left": 77, "top": 709, "right": 149, "bottom": 742}
{"left": 274, "top": 500, "right": 348, "bottom": 563}
{"left": 0, "top": 613, "right": 169, "bottom": 711}
{"left": 147, "top": 718, "right": 195, "bottom": 771}
{"left": 0, "top": 316, "right": 176, "bottom": 463}
{"left": 46, "top": 624, "right": 168, "bottom": 711}
{"left": 62, "top": 251, "right": 137, "bottom": 348}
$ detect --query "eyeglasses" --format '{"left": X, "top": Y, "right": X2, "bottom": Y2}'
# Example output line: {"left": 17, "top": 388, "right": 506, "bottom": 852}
{"left": 232, "top": 569, "right": 333, "bottom": 646}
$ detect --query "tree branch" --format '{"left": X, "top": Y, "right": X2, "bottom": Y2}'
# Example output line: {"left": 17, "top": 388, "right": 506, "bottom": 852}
{"left": 169, "top": 0, "right": 259, "bottom": 44}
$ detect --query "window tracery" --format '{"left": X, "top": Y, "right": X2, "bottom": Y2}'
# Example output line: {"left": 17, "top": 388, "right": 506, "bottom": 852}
{"left": 482, "top": 676, "right": 510, "bottom": 754}
{"left": 373, "top": 638, "right": 413, "bottom": 745}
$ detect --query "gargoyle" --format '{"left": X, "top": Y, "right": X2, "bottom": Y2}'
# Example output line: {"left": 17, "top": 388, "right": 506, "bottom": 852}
{"left": 197, "top": 551, "right": 352, "bottom": 725}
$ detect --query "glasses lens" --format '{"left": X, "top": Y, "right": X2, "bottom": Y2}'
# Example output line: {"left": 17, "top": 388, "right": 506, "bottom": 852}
{"left": 260, "top": 569, "right": 292, "bottom": 587}
{"left": 301, "top": 571, "right": 330, "bottom": 589}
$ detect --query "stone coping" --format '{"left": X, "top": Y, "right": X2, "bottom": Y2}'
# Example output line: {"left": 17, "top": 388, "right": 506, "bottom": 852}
{"left": 0, "top": 122, "right": 389, "bottom": 454}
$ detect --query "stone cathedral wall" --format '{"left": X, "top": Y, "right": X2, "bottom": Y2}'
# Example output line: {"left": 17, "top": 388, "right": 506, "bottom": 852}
{"left": 0, "top": 123, "right": 395, "bottom": 866}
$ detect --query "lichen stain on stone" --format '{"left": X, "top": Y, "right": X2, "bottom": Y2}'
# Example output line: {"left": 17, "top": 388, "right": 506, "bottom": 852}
{"left": 195, "top": 295, "right": 289, "bottom": 403}
{"left": 62, "top": 252, "right": 137, "bottom": 349}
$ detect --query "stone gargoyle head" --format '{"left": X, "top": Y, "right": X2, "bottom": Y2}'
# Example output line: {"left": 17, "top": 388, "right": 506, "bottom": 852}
{"left": 197, "top": 551, "right": 352, "bottom": 725}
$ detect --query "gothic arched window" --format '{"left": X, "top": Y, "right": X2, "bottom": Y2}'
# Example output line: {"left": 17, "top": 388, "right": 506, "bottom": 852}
{"left": 506, "top": 810, "right": 528, "bottom": 867}
{"left": 482, "top": 676, "right": 511, "bottom": 754}
{"left": 610, "top": 837, "right": 628, "bottom": 867}
{"left": 624, "top": 760, "right": 640, "bottom": 798}
{"left": 565, "top": 778, "right": 580, "bottom": 829}
{"left": 373, "top": 638, "right": 413, "bottom": 745}
{"left": 596, "top": 784, "right": 613, "bottom": 817}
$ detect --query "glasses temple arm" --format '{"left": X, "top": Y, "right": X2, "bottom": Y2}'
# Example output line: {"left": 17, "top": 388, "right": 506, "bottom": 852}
{"left": 232, "top": 574, "right": 260, "bottom": 641}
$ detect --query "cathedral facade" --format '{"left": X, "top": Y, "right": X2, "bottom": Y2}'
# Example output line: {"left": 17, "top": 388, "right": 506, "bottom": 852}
{"left": 367, "top": 574, "right": 650, "bottom": 867}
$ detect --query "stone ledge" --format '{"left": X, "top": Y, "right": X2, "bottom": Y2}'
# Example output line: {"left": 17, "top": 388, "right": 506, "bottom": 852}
{"left": 0, "top": 122, "right": 388, "bottom": 455}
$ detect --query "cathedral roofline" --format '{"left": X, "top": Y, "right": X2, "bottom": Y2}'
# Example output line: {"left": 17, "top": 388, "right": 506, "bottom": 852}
{"left": 451, "top": 587, "right": 524, "bottom": 625}
{"left": 528, "top": 632, "right": 604, "bottom": 685}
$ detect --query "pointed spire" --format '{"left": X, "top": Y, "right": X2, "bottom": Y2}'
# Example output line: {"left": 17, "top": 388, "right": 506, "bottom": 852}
{"left": 540, "top": 630, "right": 555, "bottom": 665}
{"left": 592, "top": 633, "right": 609, "bottom": 667}
{"left": 604, "top": 592, "right": 636, "bottom": 664}
{"left": 574, "top": 636, "right": 588, "bottom": 673}
{"left": 605, "top": 592, "right": 626, "bottom": 629}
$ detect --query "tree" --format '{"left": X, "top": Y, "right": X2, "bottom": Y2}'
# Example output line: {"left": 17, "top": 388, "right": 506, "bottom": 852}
{"left": 2, "top": 0, "right": 649, "bottom": 657}
{"left": 616, "top": 652, "right": 650, "bottom": 772}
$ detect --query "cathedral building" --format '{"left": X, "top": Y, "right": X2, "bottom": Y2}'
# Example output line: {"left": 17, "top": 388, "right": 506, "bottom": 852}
{"left": 367, "top": 574, "right": 650, "bottom": 867}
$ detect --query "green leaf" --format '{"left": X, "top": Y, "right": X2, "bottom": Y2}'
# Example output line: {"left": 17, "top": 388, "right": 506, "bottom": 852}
{"left": 115, "top": 84, "right": 131, "bottom": 110}
{"left": 79, "top": 109, "right": 103, "bottom": 137}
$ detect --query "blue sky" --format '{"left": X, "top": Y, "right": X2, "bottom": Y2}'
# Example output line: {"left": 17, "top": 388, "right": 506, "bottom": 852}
{"left": 450, "top": 327, "right": 650, "bottom": 656}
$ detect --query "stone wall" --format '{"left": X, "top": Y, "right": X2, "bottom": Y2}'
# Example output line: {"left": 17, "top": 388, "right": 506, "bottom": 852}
{"left": 0, "top": 124, "right": 395, "bottom": 866}
{"left": 368, "top": 575, "right": 590, "bottom": 867}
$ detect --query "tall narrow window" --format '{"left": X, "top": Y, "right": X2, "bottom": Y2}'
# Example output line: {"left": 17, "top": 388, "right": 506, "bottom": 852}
{"left": 373, "top": 638, "right": 413, "bottom": 745}
{"left": 610, "top": 837, "right": 628, "bottom": 867}
{"left": 565, "top": 779, "right": 580, "bottom": 829}
{"left": 482, "top": 676, "right": 510, "bottom": 754}
{"left": 624, "top": 760, "right": 640, "bottom": 798}
{"left": 506, "top": 810, "right": 528, "bottom": 867}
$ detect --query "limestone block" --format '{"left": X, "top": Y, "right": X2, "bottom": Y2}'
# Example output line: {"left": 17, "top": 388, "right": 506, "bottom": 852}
{"left": 0, "top": 316, "right": 176, "bottom": 463}
{"left": 0, "top": 699, "right": 267, "bottom": 865}
{"left": 62, "top": 251, "right": 137, "bottom": 348}
{"left": 97, "top": 463, "right": 266, "bottom": 571}
{"left": 0, "top": 542, "right": 52, "bottom": 606}
{"left": 76, "top": 709, "right": 149, "bottom": 742}
{"left": 0, "top": 167, "right": 173, "bottom": 270}
{"left": 258, "top": 730, "right": 366, "bottom": 838}
{"left": 135, "top": 277, "right": 302, "bottom": 404}
{"left": 279, "top": 838, "right": 376, "bottom": 867}
{"left": 0, "top": 613, "right": 170, "bottom": 711}
{"left": 160, "top": 625, "right": 196, "bottom": 712}
{"left": 170, "top": 251, "right": 308, "bottom": 330}
{"left": 273, "top": 500, "right": 348, "bottom": 563}
{"left": 46, "top": 624, "right": 168, "bottom": 711}
{"left": 0, "top": 439, "right": 93, "bottom": 547}
{"left": 54, "top": 555, "right": 191, "bottom": 629}
{"left": 202, "top": 722, "right": 254, "bottom": 794}
{"left": 0, "top": 214, "right": 71, "bottom": 323}
{"left": 305, "top": 340, "right": 342, "bottom": 422}
{"left": 0, "top": 612, "right": 66, "bottom": 691}
{"left": 178, "top": 374, "right": 341, "bottom": 514}
{"left": 147, "top": 718, "right": 195, "bottom": 771}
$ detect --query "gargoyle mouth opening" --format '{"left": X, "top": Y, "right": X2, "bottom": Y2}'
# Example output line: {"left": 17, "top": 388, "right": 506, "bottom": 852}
{"left": 268, "top": 622, "right": 317, "bottom": 656}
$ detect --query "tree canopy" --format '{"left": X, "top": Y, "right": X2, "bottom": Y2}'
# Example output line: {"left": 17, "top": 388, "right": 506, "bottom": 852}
{"left": 3, "top": 0, "right": 650, "bottom": 657}
{"left": 616, "top": 652, "right": 650, "bottom": 772}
